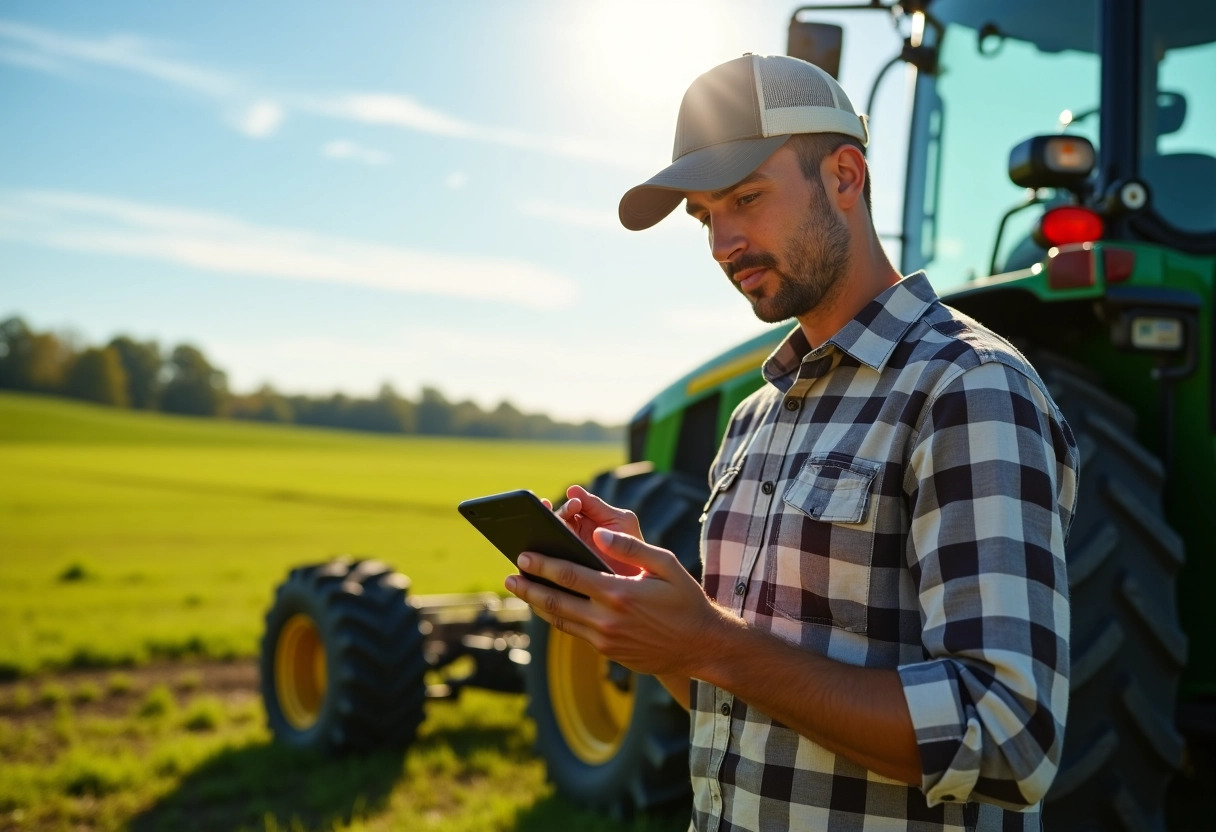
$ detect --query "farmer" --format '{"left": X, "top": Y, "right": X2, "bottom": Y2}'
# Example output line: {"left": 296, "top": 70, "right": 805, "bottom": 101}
{"left": 505, "top": 54, "right": 1077, "bottom": 831}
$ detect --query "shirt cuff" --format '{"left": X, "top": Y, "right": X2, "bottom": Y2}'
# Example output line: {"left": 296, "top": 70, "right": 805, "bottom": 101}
{"left": 898, "top": 658, "right": 981, "bottom": 807}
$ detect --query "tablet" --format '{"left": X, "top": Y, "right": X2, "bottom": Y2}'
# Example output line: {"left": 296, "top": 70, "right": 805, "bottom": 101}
{"left": 458, "top": 489, "right": 612, "bottom": 596}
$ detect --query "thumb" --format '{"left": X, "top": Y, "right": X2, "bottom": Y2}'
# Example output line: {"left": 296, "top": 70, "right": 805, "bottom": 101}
{"left": 593, "top": 528, "right": 674, "bottom": 577}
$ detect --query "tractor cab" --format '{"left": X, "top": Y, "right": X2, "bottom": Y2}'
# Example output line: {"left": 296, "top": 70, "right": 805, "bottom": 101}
{"left": 786, "top": 0, "right": 1216, "bottom": 282}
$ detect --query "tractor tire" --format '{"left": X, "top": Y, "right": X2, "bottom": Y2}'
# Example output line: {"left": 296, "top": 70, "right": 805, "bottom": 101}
{"left": 525, "top": 463, "right": 706, "bottom": 817}
{"left": 260, "top": 558, "right": 427, "bottom": 751}
{"left": 1036, "top": 354, "right": 1187, "bottom": 832}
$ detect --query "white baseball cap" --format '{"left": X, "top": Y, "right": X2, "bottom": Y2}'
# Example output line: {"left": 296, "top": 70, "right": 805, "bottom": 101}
{"left": 619, "top": 53, "right": 868, "bottom": 231}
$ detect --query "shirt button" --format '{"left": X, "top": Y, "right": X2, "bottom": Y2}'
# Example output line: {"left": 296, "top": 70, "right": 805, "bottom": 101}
{"left": 761, "top": 481, "right": 775, "bottom": 495}
{"left": 720, "top": 702, "right": 731, "bottom": 716}
{"left": 785, "top": 398, "right": 800, "bottom": 411}
{"left": 734, "top": 582, "right": 746, "bottom": 596}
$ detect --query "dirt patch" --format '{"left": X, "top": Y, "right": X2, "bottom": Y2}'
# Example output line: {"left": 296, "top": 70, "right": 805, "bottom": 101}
{"left": 0, "top": 659, "right": 260, "bottom": 725}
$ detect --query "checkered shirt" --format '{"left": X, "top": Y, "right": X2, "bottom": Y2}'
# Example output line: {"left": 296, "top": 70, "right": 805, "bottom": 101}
{"left": 691, "top": 273, "right": 1078, "bottom": 831}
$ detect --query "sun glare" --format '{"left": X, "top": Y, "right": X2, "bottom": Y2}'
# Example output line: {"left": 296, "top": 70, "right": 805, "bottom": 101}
{"left": 578, "top": 0, "right": 737, "bottom": 115}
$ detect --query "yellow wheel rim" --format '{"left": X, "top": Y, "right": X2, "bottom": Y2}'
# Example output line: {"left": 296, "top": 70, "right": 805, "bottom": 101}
{"left": 275, "top": 613, "right": 327, "bottom": 730}
{"left": 548, "top": 628, "right": 635, "bottom": 765}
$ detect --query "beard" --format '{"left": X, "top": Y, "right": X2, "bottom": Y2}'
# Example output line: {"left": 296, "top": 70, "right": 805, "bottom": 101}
{"left": 729, "top": 181, "right": 851, "bottom": 323}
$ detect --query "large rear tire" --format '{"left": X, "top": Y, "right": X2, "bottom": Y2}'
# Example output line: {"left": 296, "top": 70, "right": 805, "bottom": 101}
{"left": 1037, "top": 354, "right": 1187, "bottom": 831}
{"left": 260, "top": 558, "right": 428, "bottom": 751}
{"left": 525, "top": 463, "right": 706, "bottom": 817}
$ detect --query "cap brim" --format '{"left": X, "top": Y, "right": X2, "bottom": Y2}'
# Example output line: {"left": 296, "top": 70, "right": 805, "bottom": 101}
{"left": 618, "top": 135, "right": 791, "bottom": 231}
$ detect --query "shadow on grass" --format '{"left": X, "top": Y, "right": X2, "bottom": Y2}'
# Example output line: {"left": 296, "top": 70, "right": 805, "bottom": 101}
{"left": 129, "top": 741, "right": 402, "bottom": 832}
{"left": 130, "top": 710, "right": 690, "bottom": 832}
{"left": 130, "top": 719, "right": 524, "bottom": 832}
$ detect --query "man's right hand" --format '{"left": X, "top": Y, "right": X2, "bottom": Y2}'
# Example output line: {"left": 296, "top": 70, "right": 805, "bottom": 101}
{"left": 553, "top": 485, "right": 644, "bottom": 576}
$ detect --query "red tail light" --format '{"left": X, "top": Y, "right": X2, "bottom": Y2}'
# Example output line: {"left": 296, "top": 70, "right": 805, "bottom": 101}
{"left": 1036, "top": 206, "right": 1105, "bottom": 248}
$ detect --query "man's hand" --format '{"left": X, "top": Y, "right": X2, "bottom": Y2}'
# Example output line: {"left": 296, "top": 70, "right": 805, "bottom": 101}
{"left": 544, "top": 485, "right": 644, "bottom": 576}
{"left": 504, "top": 527, "right": 721, "bottom": 678}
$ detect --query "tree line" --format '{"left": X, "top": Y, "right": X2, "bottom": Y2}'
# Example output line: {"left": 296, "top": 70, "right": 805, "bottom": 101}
{"left": 0, "top": 316, "right": 620, "bottom": 442}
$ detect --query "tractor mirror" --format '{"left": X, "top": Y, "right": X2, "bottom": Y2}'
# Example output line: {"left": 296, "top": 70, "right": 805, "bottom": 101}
{"left": 787, "top": 20, "right": 843, "bottom": 78}
{"left": 1009, "top": 135, "right": 1096, "bottom": 190}
{"left": 1157, "top": 91, "right": 1187, "bottom": 136}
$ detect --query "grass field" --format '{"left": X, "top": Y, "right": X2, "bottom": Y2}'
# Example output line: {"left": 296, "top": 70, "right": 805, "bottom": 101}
{"left": 0, "top": 392, "right": 696, "bottom": 831}
{"left": 0, "top": 391, "right": 622, "bottom": 677}
{"left": 0, "top": 664, "right": 686, "bottom": 832}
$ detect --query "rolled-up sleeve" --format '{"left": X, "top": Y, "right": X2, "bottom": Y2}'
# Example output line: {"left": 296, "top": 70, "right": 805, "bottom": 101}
{"left": 898, "top": 359, "right": 1078, "bottom": 810}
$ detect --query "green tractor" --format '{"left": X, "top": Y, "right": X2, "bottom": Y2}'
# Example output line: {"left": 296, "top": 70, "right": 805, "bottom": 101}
{"left": 260, "top": 1, "right": 1215, "bottom": 828}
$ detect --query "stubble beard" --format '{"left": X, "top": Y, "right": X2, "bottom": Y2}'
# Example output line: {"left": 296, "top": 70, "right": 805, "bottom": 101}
{"left": 741, "top": 183, "right": 851, "bottom": 324}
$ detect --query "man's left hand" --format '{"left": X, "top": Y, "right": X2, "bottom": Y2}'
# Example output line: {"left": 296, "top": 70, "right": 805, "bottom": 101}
{"left": 504, "top": 528, "right": 721, "bottom": 677}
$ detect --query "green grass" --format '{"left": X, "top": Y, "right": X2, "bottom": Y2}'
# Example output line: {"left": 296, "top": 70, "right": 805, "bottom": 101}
{"left": 0, "top": 392, "right": 622, "bottom": 677}
{"left": 0, "top": 392, "right": 690, "bottom": 832}
{"left": 0, "top": 687, "right": 686, "bottom": 832}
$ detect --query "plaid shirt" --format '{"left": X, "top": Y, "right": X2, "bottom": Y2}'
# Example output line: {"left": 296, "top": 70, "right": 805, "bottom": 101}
{"left": 692, "top": 273, "right": 1078, "bottom": 831}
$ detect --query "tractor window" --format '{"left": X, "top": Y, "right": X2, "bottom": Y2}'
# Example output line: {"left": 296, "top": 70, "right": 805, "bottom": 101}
{"left": 1141, "top": 1, "right": 1216, "bottom": 235}
{"left": 902, "top": 1, "right": 1100, "bottom": 287}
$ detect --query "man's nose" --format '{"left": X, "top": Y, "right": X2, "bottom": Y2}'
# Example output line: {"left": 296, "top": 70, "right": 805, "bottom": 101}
{"left": 709, "top": 216, "right": 746, "bottom": 266}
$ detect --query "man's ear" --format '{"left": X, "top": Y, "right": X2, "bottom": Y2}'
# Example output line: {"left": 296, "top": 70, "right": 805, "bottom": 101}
{"left": 825, "top": 144, "right": 866, "bottom": 211}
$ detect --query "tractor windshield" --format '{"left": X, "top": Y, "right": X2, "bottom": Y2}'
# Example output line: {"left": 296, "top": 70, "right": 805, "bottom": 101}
{"left": 902, "top": 0, "right": 1216, "bottom": 282}
{"left": 901, "top": 0, "right": 1100, "bottom": 286}
{"left": 1141, "top": 1, "right": 1216, "bottom": 236}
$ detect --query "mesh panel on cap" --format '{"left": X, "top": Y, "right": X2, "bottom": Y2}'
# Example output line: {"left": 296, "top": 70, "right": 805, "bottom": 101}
{"left": 759, "top": 61, "right": 836, "bottom": 110}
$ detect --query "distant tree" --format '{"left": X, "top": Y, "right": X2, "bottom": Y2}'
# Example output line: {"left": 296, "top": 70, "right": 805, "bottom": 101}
{"left": 491, "top": 400, "right": 525, "bottom": 437}
{"left": 375, "top": 383, "right": 416, "bottom": 433}
{"left": 346, "top": 397, "right": 404, "bottom": 433}
{"left": 65, "top": 347, "right": 130, "bottom": 407}
{"left": 26, "top": 333, "right": 74, "bottom": 393}
{"left": 449, "top": 398, "right": 485, "bottom": 435}
{"left": 160, "top": 345, "right": 228, "bottom": 416}
{"left": 0, "top": 317, "right": 33, "bottom": 390}
{"left": 294, "top": 393, "right": 349, "bottom": 428}
{"left": 416, "top": 386, "right": 453, "bottom": 435}
{"left": 0, "top": 317, "right": 76, "bottom": 393}
{"left": 522, "top": 411, "right": 557, "bottom": 440}
{"left": 229, "top": 384, "right": 294, "bottom": 423}
{"left": 107, "top": 336, "right": 162, "bottom": 409}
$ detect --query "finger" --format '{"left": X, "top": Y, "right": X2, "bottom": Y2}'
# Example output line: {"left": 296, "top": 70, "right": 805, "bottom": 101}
{"left": 516, "top": 551, "right": 605, "bottom": 595}
{"left": 592, "top": 528, "right": 677, "bottom": 576}
{"left": 528, "top": 604, "right": 601, "bottom": 646}
{"left": 555, "top": 497, "right": 582, "bottom": 521}
{"left": 504, "top": 573, "right": 596, "bottom": 640}
{"left": 541, "top": 497, "right": 553, "bottom": 510}
{"left": 567, "top": 486, "right": 627, "bottom": 522}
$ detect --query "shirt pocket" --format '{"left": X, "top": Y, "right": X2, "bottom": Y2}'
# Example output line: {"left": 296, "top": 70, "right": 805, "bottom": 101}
{"left": 765, "top": 455, "right": 881, "bottom": 633}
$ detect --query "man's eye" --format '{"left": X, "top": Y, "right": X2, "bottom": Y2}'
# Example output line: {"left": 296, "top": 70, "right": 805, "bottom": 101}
{"left": 736, "top": 192, "right": 760, "bottom": 208}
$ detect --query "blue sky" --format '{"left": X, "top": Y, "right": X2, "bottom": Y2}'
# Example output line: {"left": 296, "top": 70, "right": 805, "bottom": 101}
{"left": 0, "top": 0, "right": 906, "bottom": 422}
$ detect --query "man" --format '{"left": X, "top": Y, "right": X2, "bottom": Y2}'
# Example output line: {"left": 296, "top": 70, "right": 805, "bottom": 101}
{"left": 505, "top": 54, "right": 1077, "bottom": 831}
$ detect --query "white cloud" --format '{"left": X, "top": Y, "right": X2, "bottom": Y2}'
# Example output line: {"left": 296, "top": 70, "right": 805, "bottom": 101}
{"left": 0, "top": 18, "right": 233, "bottom": 96}
{"left": 233, "top": 100, "right": 285, "bottom": 138}
{"left": 0, "top": 189, "right": 578, "bottom": 310}
{"left": 445, "top": 172, "right": 469, "bottom": 189}
{"left": 301, "top": 91, "right": 650, "bottom": 170}
{"left": 0, "top": 17, "right": 650, "bottom": 168}
{"left": 305, "top": 92, "right": 472, "bottom": 137}
{"left": 322, "top": 139, "right": 391, "bottom": 166}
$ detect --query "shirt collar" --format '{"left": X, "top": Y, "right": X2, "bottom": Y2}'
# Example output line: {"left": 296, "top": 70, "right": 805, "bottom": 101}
{"left": 763, "top": 272, "right": 938, "bottom": 384}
